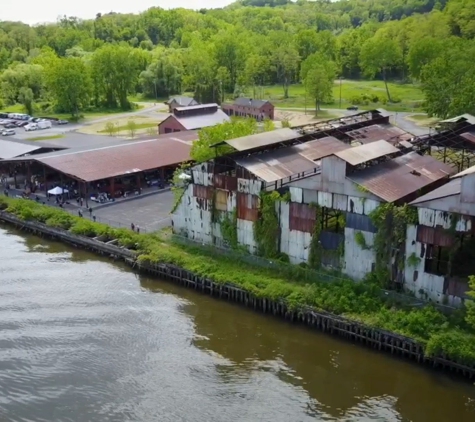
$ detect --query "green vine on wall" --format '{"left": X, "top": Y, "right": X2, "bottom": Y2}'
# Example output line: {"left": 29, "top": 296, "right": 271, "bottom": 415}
{"left": 407, "top": 252, "right": 421, "bottom": 268}
{"left": 221, "top": 209, "right": 238, "bottom": 249}
{"left": 355, "top": 231, "right": 370, "bottom": 250}
{"left": 369, "top": 203, "right": 418, "bottom": 286}
{"left": 254, "top": 191, "right": 281, "bottom": 259}
{"left": 308, "top": 202, "right": 322, "bottom": 269}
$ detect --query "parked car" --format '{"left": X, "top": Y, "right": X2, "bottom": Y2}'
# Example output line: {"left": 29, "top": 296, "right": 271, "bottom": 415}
{"left": 15, "top": 121, "right": 29, "bottom": 127}
{"left": 57, "top": 120, "right": 69, "bottom": 125}
{"left": 347, "top": 105, "right": 358, "bottom": 111}
{"left": 37, "top": 120, "right": 52, "bottom": 129}
{"left": 24, "top": 123, "right": 38, "bottom": 131}
{"left": 4, "top": 123, "right": 16, "bottom": 128}
{"left": 2, "top": 129, "right": 15, "bottom": 136}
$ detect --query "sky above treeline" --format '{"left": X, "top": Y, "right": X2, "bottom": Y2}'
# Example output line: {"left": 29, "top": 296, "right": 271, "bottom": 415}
{"left": 2, "top": 0, "right": 235, "bottom": 24}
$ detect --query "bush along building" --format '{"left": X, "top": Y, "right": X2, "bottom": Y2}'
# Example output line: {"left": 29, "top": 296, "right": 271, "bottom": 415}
{"left": 172, "top": 110, "right": 475, "bottom": 307}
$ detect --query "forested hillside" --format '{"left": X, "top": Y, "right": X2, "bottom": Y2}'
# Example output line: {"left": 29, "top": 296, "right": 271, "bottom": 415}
{"left": 0, "top": 0, "right": 474, "bottom": 119}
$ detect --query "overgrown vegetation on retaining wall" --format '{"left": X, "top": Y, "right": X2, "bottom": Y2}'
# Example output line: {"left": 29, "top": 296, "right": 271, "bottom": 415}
{"left": 1, "top": 196, "right": 475, "bottom": 366}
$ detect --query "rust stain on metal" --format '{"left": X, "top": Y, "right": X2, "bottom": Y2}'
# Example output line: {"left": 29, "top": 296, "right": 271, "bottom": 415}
{"left": 237, "top": 192, "right": 259, "bottom": 221}
{"left": 346, "top": 124, "right": 412, "bottom": 146}
{"left": 224, "top": 128, "right": 300, "bottom": 151}
{"left": 289, "top": 202, "right": 316, "bottom": 233}
{"left": 214, "top": 174, "right": 237, "bottom": 191}
{"left": 416, "top": 225, "right": 454, "bottom": 247}
{"left": 349, "top": 152, "right": 455, "bottom": 202}
{"left": 294, "top": 136, "right": 349, "bottom": 161}
{"left": 38, "top": 135, "right": 193, "bottom": 182}
{"left": 193, "top": 184, "right": 213, "bottom": 200}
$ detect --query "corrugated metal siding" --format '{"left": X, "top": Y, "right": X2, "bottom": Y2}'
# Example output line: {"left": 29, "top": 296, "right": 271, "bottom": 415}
{"left": 289, "top": 202, "right": 316, "bottom": 233}
{"left": 214, "top": 174, "right": 237, "bottom": 191}
{"left": 287, "top": 229, "right": 312, "bottom": 264}
{"left": 446, "top": 278, "right": 469, "bottom": 298}
{"left": 418, "top": 208, "right": 436, "bottom": 227}
{"left": 237, "top": 218, "right": 258, "bottom": 253}
{"left": 237, "top": 178, "right": 262, "bottom": 195}
{"left": 347, "top": 196, "right": 364, "bottom": 214}
{"left": 346, "top": 212, "right": 377, "bottom": 233}
{"left": 333, "top": 194, "right": 348, "bottom": 211}
{"left": 302, "top": 188, "right": 318, "bottom": 205}
{"left": 318, "top": 191, "right": 333, "bottom": 208}
{"left": 416, "top": 226, "right": 454, "bottom": 247}
{"left": 290, "top": 187, "right": 303, "bottom": 203}
{"left": 237, "top": 193, "right": 259, "bottom": 221}
{"left": 215, "top": 189, "right": 228, "bottom": 211}
{"left": 344, "top": 227, "right": 375, "bottom": 280}
{"left": 321, "top": 156, "right": 346, "bottom": 185}
{"left": 279, "top": 201, "right": 290, "bottom": 229}
{"left": 193, "top": 184, "right": 213, "bottom": 200}
{"left": 363, "top": 199, "right": 380, "bottom": 216}
{"left": 461, "top": 174, "right": 475, "bottom": 204}
{"left": 319, "top": 231, "right": 344, "bottom": 250}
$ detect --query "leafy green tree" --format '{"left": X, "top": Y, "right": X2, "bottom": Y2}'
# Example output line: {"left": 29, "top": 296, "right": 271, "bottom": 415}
{"left": 45, "top": 57, "right": 92, "bottom": 119}
{"left": 104, "top": 121, "right": 117, "bottom": 136}
{"left": 304, "top": 63, "right": 335, "bottom": 116}
{"left": 18, "top": 87, "right": 34, "bottom": 115}
{"left": 127, "top": 120, "right": 138, "bottom": 138}
{"left": 359, "top": 36, "right": 402, "bottom": 102}
{"left": 466, "top": 275, "right": 475, "bottom": 330}
{"left": 191, "top": 118, "right": 258, "bottom": 163}
{"left": 270, "top": 32, "right": 300, "bottom": 98}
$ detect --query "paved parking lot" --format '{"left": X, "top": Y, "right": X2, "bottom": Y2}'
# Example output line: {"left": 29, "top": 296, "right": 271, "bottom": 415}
{"left": 93, "top": 190, "right": 175, "bottom": 232}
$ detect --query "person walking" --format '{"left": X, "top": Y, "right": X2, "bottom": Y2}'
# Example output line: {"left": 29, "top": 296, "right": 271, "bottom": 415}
{"left": 88, "top": 207, "right": 93, "bottom": 217}
{"left": 136, "top": 225, "right": 140, "bottom": 234}
{"left": 93, "top": 215, "right": 96, "bottom": 222}
{"left": 131, "top": 222, "right": 135, "bottom": 231}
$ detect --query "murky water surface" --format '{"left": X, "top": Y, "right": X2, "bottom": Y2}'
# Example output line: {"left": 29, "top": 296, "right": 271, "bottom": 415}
{"left": 0, "top": 226, "right": 474, "bottom": 422}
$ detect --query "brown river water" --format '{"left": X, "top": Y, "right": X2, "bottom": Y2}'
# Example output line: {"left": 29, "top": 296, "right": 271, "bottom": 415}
{"left": 0, "top": 225, "right": 474, "bottom": 422}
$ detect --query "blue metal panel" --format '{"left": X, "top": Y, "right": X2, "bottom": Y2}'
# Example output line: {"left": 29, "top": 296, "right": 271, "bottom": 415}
{"left": 319, "top": 231, "right": 344, "bottom": 250}
{"left": 346, "top": 212, "right": 377, "bottom": 233}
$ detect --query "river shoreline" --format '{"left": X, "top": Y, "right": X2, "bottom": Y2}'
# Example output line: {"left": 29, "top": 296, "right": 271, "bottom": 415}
{"left": 1, "top": 208, "right": 474, "bottom": 381}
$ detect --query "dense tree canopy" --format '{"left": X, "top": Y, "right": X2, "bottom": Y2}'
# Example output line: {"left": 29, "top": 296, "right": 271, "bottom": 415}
{"left": 0, "top": 0, "right": 473, "bottom": 117}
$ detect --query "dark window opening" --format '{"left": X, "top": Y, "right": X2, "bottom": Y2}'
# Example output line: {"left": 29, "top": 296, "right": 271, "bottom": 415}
{"left": 424, "top": 244, "right": 450, "bottom": 276}
{"left": 320, "top": 208, "right": 345, "bottom": 234}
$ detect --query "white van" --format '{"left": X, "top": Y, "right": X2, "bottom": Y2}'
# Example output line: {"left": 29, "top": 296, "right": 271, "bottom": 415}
{"left": 25, "top": 123, "right": 38, "bottom": 131}
{"left": 37, "top": 120, "right": 52, "bottom": 130}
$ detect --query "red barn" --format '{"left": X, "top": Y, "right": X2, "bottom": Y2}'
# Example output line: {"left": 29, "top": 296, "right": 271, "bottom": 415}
{"left": 221, "top": 98, "right": 275, "bottom": 121}
{"left": 158, "top": 104, "right": 230, "bottom": 135}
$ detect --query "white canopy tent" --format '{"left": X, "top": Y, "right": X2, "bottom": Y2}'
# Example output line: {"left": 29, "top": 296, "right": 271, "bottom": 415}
{"left": 47, "top": 186, "right": 68, "bottom": 195}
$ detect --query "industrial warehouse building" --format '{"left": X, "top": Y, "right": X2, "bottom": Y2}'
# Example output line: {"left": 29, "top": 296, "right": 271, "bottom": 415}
{"left": 173, "top": 110, "right": 475, "bottom": 307}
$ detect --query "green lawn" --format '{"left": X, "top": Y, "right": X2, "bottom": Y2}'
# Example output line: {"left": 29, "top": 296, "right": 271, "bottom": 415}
{"left": 233, "top": 80, "right": 425, "bottom": 113}
{"left": 0, "top": 103, "right": 144, "bottom": 122}
{"left": 27, "top": 134, "right": 65, "bottom": 141}
{"left": 97, "top": 121, "right": 157, "bottom": 133}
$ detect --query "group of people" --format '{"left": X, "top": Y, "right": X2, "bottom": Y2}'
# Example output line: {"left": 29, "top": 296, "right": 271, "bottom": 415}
{"left": 78, "top": 207, "right": 96, "bottom": 222}
{"left": 130, "top": 222, "right": 140, "bottom": 233}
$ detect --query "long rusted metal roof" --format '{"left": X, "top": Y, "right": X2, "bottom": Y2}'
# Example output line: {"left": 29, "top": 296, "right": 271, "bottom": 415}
{"left": 25, "top": 133, "right": 194, "bottom": 182}
{"left": 346, "top": 124, "right": 412, "bottom": 146}
{"left": 335, "top": 140, "right": 399, "bottom": 166}
{"left": 349, "top": 152, "right": 454, "bottom": 202}
{"left": 224, "top": 128, "right": 301, "bottom": 152}
{"left": 235, "top": 136, "right": 348, "bottom": 182}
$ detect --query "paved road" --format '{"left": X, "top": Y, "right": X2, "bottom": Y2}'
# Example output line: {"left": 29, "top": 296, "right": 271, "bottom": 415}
{"left": 93, "top": 190, "right": 174, "bottom": 232}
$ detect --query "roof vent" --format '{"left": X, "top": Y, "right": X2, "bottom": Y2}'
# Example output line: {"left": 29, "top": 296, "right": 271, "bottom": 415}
{"left": 410, "top": 170, "right": 421, "bottom": 176}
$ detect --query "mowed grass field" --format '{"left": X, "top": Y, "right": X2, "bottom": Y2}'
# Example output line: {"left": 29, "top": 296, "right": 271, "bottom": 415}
{"left": 236, "top": 80, "right": 425, "bottom": 112}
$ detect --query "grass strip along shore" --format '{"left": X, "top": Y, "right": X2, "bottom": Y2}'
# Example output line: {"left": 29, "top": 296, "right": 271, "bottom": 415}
{"left": 1, "top": 196, "right": 475, "bottom": 367}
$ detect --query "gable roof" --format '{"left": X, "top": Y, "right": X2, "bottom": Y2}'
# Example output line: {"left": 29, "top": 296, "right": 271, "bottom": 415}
{"left": 334, "top": 140, "right": 399, "bottom": 166}
{"left": 233, "top": 97, "right": 271, "bottom": 108}
{"left": 164, "top": 109, "right": 230, "bottom": 131}
{"left": 167, "top": 96, "right": 198, "bottom": 107}
{"left": 349, "top": 152, "right": 454, "bottom": 202}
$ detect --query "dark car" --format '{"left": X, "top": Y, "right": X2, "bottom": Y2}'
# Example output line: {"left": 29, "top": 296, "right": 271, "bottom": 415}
{"left": 4, "top": 123, "right": 17, "bottom": 128}
{"left": 15, "top": 121, "right": 28, "bottom": 127}
{"left": 57, "top": 120, "right": 69, "bottom": 125}
{"left": 347, "top": 105, "right": 358, "bottom": 111}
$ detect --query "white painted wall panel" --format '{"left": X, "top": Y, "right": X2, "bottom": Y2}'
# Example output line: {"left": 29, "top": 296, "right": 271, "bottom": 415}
{"left": 434, "top": 210, "right": 452, "bottom": 229}
{"left": 333, "top": 193, "right": 348, "bottom": 211}
{"left": 363, "top": 199, "right": 380, "bottom": 216}
{"left": 227, "top": 191, "right": 236, "bottom": 212}
{"left": 303, "top": 188, "right": 318, "bottom": 205}
{"left": 290, "top": 187, "right": 303, "bottom": 203}
{"left": 456, "top": 216, "right": 472, "bottom": 232}
{"left": 249, "top": 180, "right": 263, "bottom": 196}
{"left": 343, "top": 227, "right": 375, "bottom": 280}
{"left": 347, "top": 196, "right": 364, "bottom": 215}
{"left": 318, "top": 191, "right": 332, "bottom": 208}
{"left": 237, "top": 178, "right": 249, "bottom": 194}
{"left": 279, "top": 201, "right": 289, "bottom": 229}
{"left": 192, "top": 169, "right": 204, "bottom": 186}
{"left": 418, "top": 208, "right": 436, "bottom": 227}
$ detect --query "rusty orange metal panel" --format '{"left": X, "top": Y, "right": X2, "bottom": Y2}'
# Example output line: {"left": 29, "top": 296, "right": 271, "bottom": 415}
{"left": 214, "top": 174, "right": 237, "bottom": 191}
{"left": 289, "top": 203, "right": 316, "bottom": 233}
{"left": 193, "top": 184, "right": 213, "bottom": 200}
{"left": 446, "top": 278, "right": 469, "bottom": 298}
{"left": 416, "top": 225, "right": 454, "bottom": 247}
{"left": 237, "top": 193, "right": 259, "bottom": 221}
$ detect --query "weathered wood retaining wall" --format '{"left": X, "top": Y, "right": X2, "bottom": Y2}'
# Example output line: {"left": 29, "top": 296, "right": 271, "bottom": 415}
{"left": 1, "top": 211, "right": 474, "bottom": 380}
